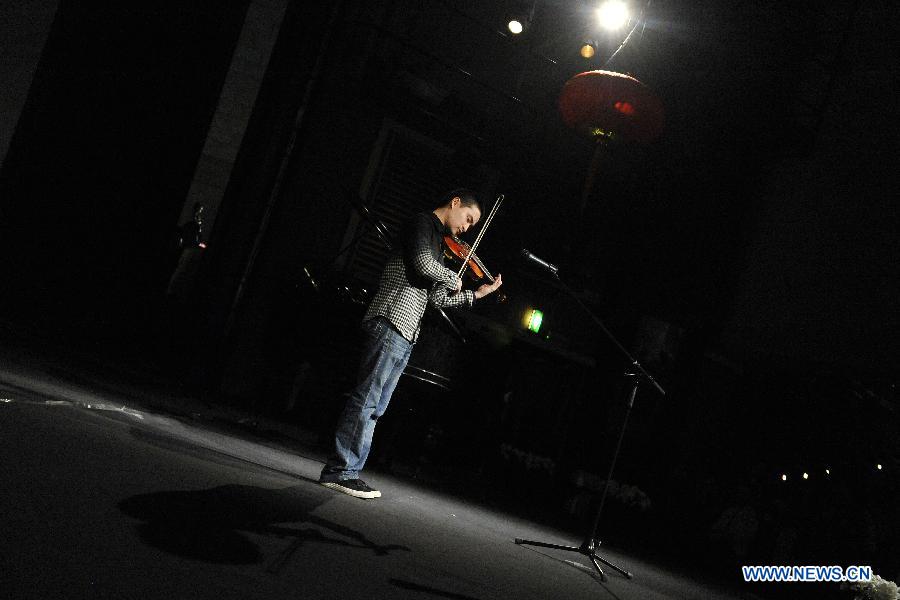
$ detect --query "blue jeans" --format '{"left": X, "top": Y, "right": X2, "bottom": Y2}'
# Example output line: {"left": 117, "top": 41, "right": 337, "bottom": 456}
{"left": 319, "top": 317, "right": 413, "bottom": 482}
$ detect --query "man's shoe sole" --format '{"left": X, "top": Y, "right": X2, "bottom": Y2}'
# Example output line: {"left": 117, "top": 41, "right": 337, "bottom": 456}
{"left": 319, "top": 481, "right": 381, "bottom": 499}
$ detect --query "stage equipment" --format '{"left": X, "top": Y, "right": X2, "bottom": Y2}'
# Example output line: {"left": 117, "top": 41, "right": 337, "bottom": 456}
{"left": 520, "top": 248, "right": 558, "bottom": 276}
{"left": 507, "top": 0, "right": 537, "bottom": 35}
{"left": 513, "top": 263, "right": 665, "bottom": 583}
{"left": 597, "top": 1, "right": 630, "bottom": 30}
{"left": 516, "top": 69, "right": 666, "bottom": 584}
{"left": 559, "top": 70, "right": 663, "bottom": 144}
{"left": 580, "top": 41, "right": 597, "bottom": 59}
{"left": 558, "top": 69, "right": 664, "bottom": 221}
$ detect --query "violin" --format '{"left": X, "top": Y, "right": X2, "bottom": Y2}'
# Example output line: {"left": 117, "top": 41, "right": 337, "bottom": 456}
{"left": 441, "top": 193, "right": 507, "bottom": 302}
{"left": 443, "top": 234, "right": 496, "bottom": 284}
{"left": 443, "top": 234, "right": 506, "bottom": 303}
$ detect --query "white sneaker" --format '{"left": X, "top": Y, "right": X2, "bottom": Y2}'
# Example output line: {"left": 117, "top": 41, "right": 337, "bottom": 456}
{"left": 319, "top": 478, "right": 381, "bottom": 499}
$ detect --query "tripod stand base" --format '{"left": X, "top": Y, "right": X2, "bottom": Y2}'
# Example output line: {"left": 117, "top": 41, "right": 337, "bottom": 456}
{"left": 514, "top": 537, "right": 633, "bottom": 582}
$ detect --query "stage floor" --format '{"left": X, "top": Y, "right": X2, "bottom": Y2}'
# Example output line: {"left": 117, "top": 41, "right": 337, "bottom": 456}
{"left": 0, "top": 352, "right": 764, "bottom": 600}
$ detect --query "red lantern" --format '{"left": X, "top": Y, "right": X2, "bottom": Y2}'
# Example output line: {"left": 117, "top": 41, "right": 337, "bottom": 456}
{"left": 559, "top": 70, "right": 664, "bottom": 143}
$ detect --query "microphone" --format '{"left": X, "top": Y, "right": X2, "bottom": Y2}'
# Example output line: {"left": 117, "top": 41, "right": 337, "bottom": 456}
{"left": 520, "top": 248, "right": 559, "bottom": 276}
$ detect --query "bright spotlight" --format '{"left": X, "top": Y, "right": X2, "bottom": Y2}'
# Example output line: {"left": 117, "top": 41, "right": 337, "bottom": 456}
{"left": 802, "top": 472, "right": 809, "bottom": 480}
{"left": 508, "top": 19, "right": 524, "bottom": 34}
{"left": 597, "top": 1, "right": 629, "bottom": 30}
{"left": 781, "top": 474, "right": 787, "bottom": 481}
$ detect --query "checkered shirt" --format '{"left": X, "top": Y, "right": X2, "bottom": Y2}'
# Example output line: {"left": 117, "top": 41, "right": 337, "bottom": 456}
{"left": 364, "top": 212, "right": 474, "bottom": 342}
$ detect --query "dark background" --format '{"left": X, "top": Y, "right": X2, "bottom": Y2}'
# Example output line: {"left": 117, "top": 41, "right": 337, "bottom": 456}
{"left": 1, "top": 0, "right": 897, "bottom": 591}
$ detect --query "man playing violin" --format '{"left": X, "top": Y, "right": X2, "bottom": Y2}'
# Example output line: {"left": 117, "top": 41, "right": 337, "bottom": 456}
{"left": 319, "top": 188, "right": 504, "bottom": 498}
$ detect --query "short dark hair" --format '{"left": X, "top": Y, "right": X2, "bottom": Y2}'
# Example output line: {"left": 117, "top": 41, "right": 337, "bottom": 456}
{"left": 437, "top": 188, "right": 481, "bottom": 213}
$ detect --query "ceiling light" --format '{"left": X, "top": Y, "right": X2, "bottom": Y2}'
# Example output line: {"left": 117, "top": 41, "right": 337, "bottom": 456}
{"left": 597, "top": 1, "right": 629, "bottom": 30}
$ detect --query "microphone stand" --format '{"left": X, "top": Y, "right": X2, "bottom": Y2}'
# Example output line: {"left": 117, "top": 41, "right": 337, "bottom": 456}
{"left": 514, "top": 268, "right": 665, "bottom": 583}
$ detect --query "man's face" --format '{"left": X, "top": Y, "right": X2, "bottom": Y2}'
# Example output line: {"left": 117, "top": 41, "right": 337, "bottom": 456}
{"left": 447, "top": 198, "right": 481, "bottom": 237}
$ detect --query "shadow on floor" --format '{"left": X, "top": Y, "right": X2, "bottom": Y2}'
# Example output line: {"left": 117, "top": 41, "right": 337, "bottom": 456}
{"left": 118, "top": 484, "right": 411, "bottom": 569}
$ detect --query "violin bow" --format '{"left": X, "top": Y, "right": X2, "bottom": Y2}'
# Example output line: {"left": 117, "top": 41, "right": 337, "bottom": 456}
{"left": 456, "top": 194, "right": 504, "bottom": 280}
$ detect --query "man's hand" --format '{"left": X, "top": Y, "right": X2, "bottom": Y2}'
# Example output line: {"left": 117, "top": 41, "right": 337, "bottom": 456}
{"left": 447, "top": 276, "right": 464, "bottom": 296}
{"left": 474, "top": 273, "right": 503, "bottom": 300}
